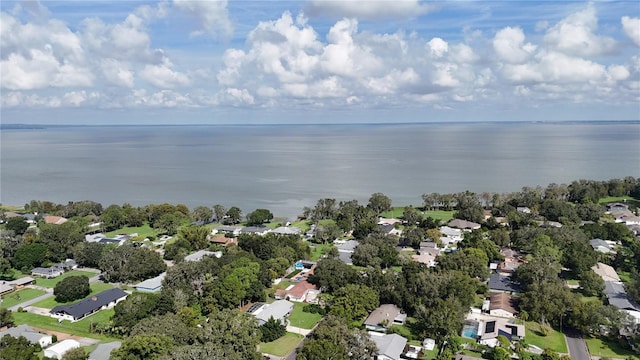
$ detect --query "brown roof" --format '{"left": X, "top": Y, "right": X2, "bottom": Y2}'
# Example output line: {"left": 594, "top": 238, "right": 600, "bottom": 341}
{"left": 489, "top": 293, "right": 518, "bottom": 314}
{"left": 286, "top": 280, "right": 318, "bottom": 299}
{"left": 44, "top": 216, "right": 68, "bottom": 225}
{"left": 364, "top": 304, "right": 403, "bottom": 327}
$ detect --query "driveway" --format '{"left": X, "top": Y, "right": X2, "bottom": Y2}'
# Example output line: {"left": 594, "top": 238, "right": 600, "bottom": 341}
{"left": 565, "top": 331, "right": 590, "bottom": 360}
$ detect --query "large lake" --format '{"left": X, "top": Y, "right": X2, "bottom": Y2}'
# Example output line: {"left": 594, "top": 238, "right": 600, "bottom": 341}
{"left": 1, "top": 122, "right": 639, "bottom": 219}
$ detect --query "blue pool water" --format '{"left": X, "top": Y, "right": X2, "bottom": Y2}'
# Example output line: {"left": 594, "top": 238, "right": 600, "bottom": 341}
{"left": 462, "top": 321, "right": 479, "bottom": 338}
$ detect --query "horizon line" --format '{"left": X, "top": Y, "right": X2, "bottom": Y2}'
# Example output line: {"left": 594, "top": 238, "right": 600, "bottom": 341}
{"left": 2, "top": 119, "right": 639, "bottom": 128}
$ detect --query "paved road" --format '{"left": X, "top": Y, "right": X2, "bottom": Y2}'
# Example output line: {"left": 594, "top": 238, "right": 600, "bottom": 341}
{"left": 565, "top": 331, "right": 590, "bottom": 360}
{"left": 8, "top": 292, "right": 53, "bottom": 312}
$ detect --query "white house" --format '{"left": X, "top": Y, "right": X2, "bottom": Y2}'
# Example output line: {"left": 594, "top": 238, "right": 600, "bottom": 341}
{"left": 44, "top": 339, "right": 81, "bottom": 359}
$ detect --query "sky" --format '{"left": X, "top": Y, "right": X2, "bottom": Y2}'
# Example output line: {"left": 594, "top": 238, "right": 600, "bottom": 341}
{"left": 1, "top": 0, "right": 639, "bottom": 124}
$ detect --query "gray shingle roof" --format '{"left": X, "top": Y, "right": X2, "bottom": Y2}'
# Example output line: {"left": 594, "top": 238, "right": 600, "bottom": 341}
{"left": 604, "top": 281, "right": 640, "bottom": 311}
{"left": 370, "top": 333, "right": 407, "bottom": 360}
{"left": 488, "top": 273, "right": 521, "bottom": 293}
{"left": 89, "top": 341, "right": 122, "bottom": 360}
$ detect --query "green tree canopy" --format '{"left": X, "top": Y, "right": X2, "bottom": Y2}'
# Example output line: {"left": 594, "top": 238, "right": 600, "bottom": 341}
{"left": 328, "top": 284, "right": 380, "bottom": 323}
{"left": 4, "top": 217, "right": 29, "bottom": 235}
{"left": 246, "top": 208, "right": 274, "bottom": 226}
{"left": 54, "top": 275, "right": 90, "bottom": 303}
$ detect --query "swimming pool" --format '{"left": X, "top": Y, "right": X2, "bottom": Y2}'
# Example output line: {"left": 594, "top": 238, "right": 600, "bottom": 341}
{"left": 461, "top": 321, "right": 479, "bottom": 338}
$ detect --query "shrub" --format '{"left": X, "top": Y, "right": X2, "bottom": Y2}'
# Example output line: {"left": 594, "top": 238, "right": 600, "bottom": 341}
{"left": 302, "top": 304, "right": 326, "bottom": 315}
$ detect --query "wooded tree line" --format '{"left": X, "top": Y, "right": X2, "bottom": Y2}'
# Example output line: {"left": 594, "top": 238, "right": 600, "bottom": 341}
{"left": 1, "top": 176, "right": 639, "bottom": 358}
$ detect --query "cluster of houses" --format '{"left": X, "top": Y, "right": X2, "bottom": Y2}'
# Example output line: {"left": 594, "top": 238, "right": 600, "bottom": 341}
{"left": 0, "top": 324, "right": 120, "bottom": 360}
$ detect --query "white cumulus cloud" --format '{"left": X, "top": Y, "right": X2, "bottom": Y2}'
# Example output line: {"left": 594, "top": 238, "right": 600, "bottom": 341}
{"left": 621, "top": 16, "right": 640, "bottom": 47}
{"left": 544, "top": 5, "right": 616, "bottom": 57}
{"left": 493, "top": 27, "right": 536, "bottom": 64}
{"left": 173, "top": 0, "right": 232, "bottom": 38}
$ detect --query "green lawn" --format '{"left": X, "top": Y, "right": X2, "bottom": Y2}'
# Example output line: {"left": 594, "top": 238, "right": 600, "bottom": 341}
{"left": 525, "top": 322, "right": 567, "bottom": 353}
{"left": 13, "top": 309, "right": 118, "bottom": 341}
{"left": 424, "top": 210, "right": 455, "bottom": 221}
{"left": 618, "top": 271, "right": 632, "bottom": 284}
{"left": 290, "top": 220, "right": 312, "bottom": 233}
{"left": 288, "top": 302, "right": 323, "bottom": 329}
{"left": 34, "top": 282, "right": 114, "bottom": 309}
{"left": 259, "top": 332, "right": 304, "bottom": 357}
{"left": 0, "top": 268, "right": 24, "bottom": 281}
{"left": 106, "top": 223, "right": 159, "bottom": 238}
{"left": 598, "top": 196, "right": 639, "bottom": 205}
{"left": 0, "top": 288, "right": 46, "bottom": 309}
{"left": 310, "top": 243, "right": 334, "bottom": 261}
{"left": 585, "top": 337, "right": 639, "bottom": 358}
{"left": 34, "top": 270, "right": 97, "bottom": 288}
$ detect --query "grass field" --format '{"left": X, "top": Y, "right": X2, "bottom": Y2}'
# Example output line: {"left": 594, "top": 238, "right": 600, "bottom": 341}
{"left": 13, "top": 309, "right": 118, "bottom": 341}
{"left": 585, "top": 337, "right": 639, "bottom": 358}
{"left": 380, "top": 207, "right": 455, "bottom": 222}
{"left": 34, "top": 270, "right": 97, "bottom": 288}
{"left": 106, "top": 223, "right": 159, "bottom": 238}
{"left": 525, "top": 322, "right": 567, "bottom": 353}
{"left": 0, "top": 288, "right": 46, "bottom": 309}
{"left": 259, "top": 332, "right": 304, "bottom": 357}
{"left": 310, "top": 243, "right": 334, "bottom": 261}
{"left": 288, "top": 302, "right": 323, "bottom": 329}
{"left": 598, "top": 196, "right": 639, "bottom": 205}
{"left": 34, "top": 282, "right": 114, "bottom": 309}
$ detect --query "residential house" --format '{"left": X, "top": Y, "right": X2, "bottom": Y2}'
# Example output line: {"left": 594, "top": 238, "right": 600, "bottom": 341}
{"left": 241, "top": 226, "right": 271, "bottom": 236}
{"left": 85, "top": 233, "right": 106, "bottom": 243}
{"left": 489, "top": 293, "right": 519, "bottom": 318}
{"left": 488, "top": 273, "right": 521, "bottom": 294}
{"left": 439, "top": 226, "right": 463, "bottom": 243}
{"left": 604, "top": 281, "right": 640, "bottom": 313}
{"left": 516, "top": 207, "right": 532, "bottom": 214}
{"left": 50, "top": 288, "right": 128, "bottom": 322}
{"left": 335, "top": 239, "right": 359, "bottom": 265}
{"left": 412, "top": 251, "right": 438, "bottom": 267}
{"left": 44, "top": 216, "right": 68, "bottom": 225}
{"left": 209, "top": 236, "right": 237, "bottom": 247}
{"left": 448, "top": 219, "right": 481, "bottom": 230}
{"left": 369, "top": 332, "right": 408, "bottom": 360}
{"left": 274, "top": 280, "right": 320, "bottom": 303}
{"left": 364, "top": 304, "right": 407, "bottom": 332}
{"left": 379, "top": 223, "right": 402, "bottom": 237}
{"left": 592, "top": 262, "right": 621, "bottom": 282}
{"left": 31, "top": 266, "right": 63, "bottom": 278}
{"left": 412, "top": 241, "right": 441, "bottom": 267}
{"left": 590, "top": 239, "right": 616, "bottom": 254}
{"left": 271, "top": 226, "right": 302, "bottom": 236}
{"left": 248, "top": 300, "right": 294, "bottom": 325}
{"left": 44, "top": 339, "right": 80, "bottom": 359}
{"left": 479, "top": 319, "right": 525, "bottom": 347}
{"left": 378, "top": 218, "right": 403, "bottom": 226}
{"left": 98, "top": 234, "right": 130, "bottom": 246}
{"left": 607, "top": 203, "right": 630, "bottom": 212}
{"left": 497, "top": 257, "right": 522, "bottom": 274}
{"left": 0, "top": 282, "right": 13, "bottom": 295}
{"left": 537, "top": 220, "right": 563, "bottom": 228}
{"left": 0, "top": 324, "right": 52, "bottom": 348}
{"left": 212, "top": 225, "right": 242, "bottom": 237}
{"left": 134, "top": 272, "right": 166, "bottom": 293}
{"left": 88, "top": 341, "right": 122, "bottom": 360}
{"left": 184, "top": 250, "right": 221, "bottom": 262}
{"left": 8, "top": 276, "right": 35, "bottom": 287}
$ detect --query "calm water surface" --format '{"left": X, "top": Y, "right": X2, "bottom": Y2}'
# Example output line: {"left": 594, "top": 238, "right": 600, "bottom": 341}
{"left": 1, "top": 122, "right": 639, "bottom": 218}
